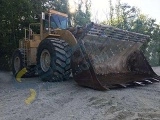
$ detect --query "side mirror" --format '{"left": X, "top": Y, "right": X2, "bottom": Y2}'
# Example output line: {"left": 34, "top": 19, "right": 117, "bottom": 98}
{"left": 42, "top": 12, "right": 45, "bottom": 20}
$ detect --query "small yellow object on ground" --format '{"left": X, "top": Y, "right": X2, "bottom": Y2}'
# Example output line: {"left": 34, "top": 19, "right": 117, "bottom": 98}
{"left": 16, "top": 68, "right": 27, "bottom": 82}
{"left": 25, "top": 89, "right": 37, "bottom": 105}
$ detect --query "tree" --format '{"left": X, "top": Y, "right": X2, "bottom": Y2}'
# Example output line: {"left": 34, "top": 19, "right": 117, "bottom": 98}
{"left": 102, "top": 1, "right": 160, "bottom": 66}
{"left": 69, "top": 0, "right": 91, "bottom": 26}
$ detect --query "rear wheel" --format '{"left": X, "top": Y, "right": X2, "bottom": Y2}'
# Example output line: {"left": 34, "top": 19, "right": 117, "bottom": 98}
{"left": 12, "top": 49, "right": 25, "bottom": 76}
{"left": 12, "top": 49, "right": 36, "bottom": 77}
{"left": 37, "top": 38, "right": 72, "bottom": 82}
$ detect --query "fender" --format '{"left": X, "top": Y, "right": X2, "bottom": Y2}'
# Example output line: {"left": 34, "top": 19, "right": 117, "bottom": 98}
{"left": 54, "top": 29, "right": 77, "bottom": 46}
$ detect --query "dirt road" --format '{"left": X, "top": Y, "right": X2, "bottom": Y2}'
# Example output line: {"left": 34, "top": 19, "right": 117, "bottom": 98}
{"left": 0, "top": 68, "right": 160, "bottom": 120}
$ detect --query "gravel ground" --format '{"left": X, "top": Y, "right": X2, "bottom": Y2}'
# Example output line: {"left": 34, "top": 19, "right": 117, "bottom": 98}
{"left": 0, "top": 67, "right": 160, "bottom": 120}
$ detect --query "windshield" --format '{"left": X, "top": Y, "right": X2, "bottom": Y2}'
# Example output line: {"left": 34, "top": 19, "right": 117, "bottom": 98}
{"left": 50, "top": 14, "right": 68, "bottom": 29}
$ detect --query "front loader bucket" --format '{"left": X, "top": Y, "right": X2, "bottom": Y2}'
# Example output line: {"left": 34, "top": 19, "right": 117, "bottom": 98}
{"left": 71, "top": 23, "right": 160, "bottom": 90}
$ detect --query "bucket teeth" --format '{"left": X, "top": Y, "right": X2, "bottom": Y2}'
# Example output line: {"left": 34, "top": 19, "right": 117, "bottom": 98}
{"left": 150, "top": 78, "right": 159, "bottom": 82}
{"left": 133, "top": 81, "right": 145, "bottom": 86}
{"left": 118, "top": 84, "right": 127, "bottom": 88}
{"left": 111, "top": 84, "right": 127, "bottom": 88}
{"left": 144, "top": 80, "right": 153, "bottom": 84}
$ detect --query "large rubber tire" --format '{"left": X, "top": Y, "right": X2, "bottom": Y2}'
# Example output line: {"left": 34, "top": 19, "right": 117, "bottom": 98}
{"left": 12, "top": 49, "right": 35, "bottom": 77}
{"left": 12, "top": 49, "right": 26, "bottom": 77}
{"left": 37, "top": 38, "right": 72, "bottom": 82}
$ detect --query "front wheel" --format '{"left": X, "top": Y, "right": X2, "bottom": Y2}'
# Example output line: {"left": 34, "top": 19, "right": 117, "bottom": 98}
{"left": 37, "top": 38, "right": 72, "bottom": 82}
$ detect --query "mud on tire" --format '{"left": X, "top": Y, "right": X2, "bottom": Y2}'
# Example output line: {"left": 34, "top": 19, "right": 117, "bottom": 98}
{"left": 37, "top": 38, "right": 72, "bottom": 82}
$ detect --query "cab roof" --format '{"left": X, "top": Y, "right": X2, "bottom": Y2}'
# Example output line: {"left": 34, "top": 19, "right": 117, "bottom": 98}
{"left": 47, "top": 9, "right": 68, "bottom": 17}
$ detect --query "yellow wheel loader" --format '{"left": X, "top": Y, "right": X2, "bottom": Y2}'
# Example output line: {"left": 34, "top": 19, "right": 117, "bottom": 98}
{"left": 12, "top": 10, "right": 159, "bottom": 90}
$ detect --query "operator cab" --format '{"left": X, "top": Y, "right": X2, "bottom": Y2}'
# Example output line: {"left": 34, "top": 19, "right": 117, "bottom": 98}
{"left": 43, "top": 10, "right": 68, "bottom": 31}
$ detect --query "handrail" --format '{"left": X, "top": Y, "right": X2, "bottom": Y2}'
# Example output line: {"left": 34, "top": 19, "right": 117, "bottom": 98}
{"left": 24, "top": 23, "right": 41, "bottom": 40}
{"left": 24, "top": 28, "right": 33, "bottom": 40}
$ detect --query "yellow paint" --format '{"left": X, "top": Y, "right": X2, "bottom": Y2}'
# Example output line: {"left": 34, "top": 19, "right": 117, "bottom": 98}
{"left": 16, "top": 68, "right": 27, "bottom": 82}
{"left": 25, "top": 89, "right": 37, "bottom": 105}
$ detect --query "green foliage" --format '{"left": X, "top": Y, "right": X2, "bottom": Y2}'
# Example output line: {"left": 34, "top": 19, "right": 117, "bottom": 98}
{"left": 0, "top": 0, "right": 35, "bottom": 70}
{"left": 74, "top": 9, "right": 91, "bottom": 26}
{"left": 102, "top": 0, "right": 160, "bottom": 66}
{"left": 69, "top": 0, "right": 91, "bottom": 26}
{"left": 45, "top": 0, "right": 68, "bottom": 13}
